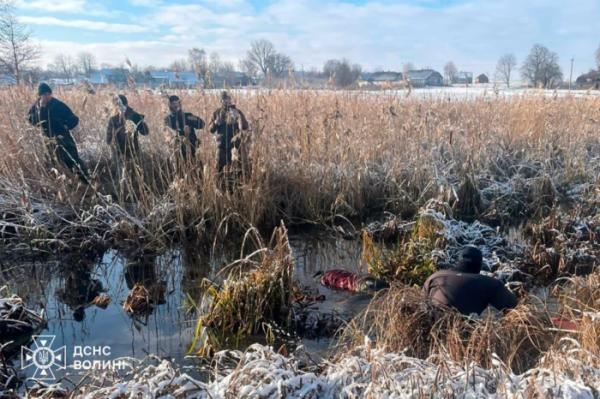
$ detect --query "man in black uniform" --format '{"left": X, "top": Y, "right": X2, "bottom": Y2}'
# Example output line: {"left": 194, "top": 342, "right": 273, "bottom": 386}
{"left": 423, "top": 246, "right": 518, "bottom": 315}
{"left": 27, "top": 83, "right": 89, "bottom": 182}
{"left": 164, "top": 95, "right": 204, "bottom": 161}
{"left": 209, "top": 91, "right": 249, "bottom": 172}
{"left": 106, "top": 94, "right": 149, "bottom": 161}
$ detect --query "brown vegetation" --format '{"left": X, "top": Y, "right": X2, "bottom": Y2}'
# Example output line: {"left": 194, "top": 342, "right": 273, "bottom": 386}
{"left": 0, "top": 87, "right": 598, "bottom": 252}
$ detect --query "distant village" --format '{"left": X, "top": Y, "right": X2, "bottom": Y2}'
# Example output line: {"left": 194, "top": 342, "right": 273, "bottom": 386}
{"left": 1, "top": 66, "right": 597, "bottom": 91}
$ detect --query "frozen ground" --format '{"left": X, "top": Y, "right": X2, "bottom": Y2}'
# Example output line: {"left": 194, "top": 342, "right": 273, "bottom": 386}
{"left": 50, "top": 341, "right": 598, "bottom": 398}
{"left": 184, "top": 85, "right": 600, "bottom": 101}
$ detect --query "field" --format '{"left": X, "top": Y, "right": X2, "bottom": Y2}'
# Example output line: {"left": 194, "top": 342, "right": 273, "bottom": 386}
{"left": 0, "top": 86, "right": 599, "bottom": 397}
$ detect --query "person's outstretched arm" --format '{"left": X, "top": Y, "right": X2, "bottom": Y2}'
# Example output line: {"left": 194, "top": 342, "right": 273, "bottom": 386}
{"left": 128, "top": 109, "right": 149, "bottom": 136}
{"left": 491, "top": 282, "right": 518, "bottom": 311}
{"left": 187, "top": 113, "right": 204, "bottom": 129}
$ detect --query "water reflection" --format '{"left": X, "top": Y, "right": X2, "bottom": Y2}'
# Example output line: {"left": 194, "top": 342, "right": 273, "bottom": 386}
{"left": 55, "top": 253, "right": 105, "bottom": 323}
{"left": 122, "top": 253, "right": 168, "bottom": 320}
{"left": 0, "top": 234, "right": 366, "bottom": 378}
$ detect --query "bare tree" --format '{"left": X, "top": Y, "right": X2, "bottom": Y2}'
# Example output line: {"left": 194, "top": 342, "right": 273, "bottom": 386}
{"left": 49, "top": 54, "right": 78, "bottom": 80}
{"left": 169, "top": 59, "right": 188, "bottom": 72}
{"left": 188, "top": 47, "right": 207, "bottom": 78}
{"left": 242, "top": 39, "right": 293, "bottom": 79}
{"left": 595, "top": 44, "right": 600, "bottom": 70}
{"left": 77, "top": 52, "right": 96, "bottom": 77}
{"left": 521, "top": 44, "right": 563, "bottom": 88}
{"left": 268, "top": 52, "right": 293, "bottom": 77}
{"left": 244, "top": 39, "right": 275, "bottom": 77}
{"left": 495, "top": 53, "right": 517, "bottom": 87}
{"left": 208, "top": 52, "right": 222, "bottom": 74}
{"left": 0, "top": 0, "right": 39, "bottom": 84}
{"left": 443, "top": 61, "right": 458, "bottom": 84}
{"left": 323, "top": 59, "right": 361, "bottom": 88}
{"left": 240, "top": 57, "right": 258, "bottom": 79}
{"left": 220, "top": 60, "right": 235, "bottom": 73}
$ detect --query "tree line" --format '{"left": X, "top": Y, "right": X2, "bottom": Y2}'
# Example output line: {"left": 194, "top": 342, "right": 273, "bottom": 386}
{"left": 1, "top": 0, "right": 599, "bottom": 89}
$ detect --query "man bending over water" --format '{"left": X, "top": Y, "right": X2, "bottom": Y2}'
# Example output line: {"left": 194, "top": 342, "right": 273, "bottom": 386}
{"left": 423, "top": 246, "right": 517, "bottom": 315}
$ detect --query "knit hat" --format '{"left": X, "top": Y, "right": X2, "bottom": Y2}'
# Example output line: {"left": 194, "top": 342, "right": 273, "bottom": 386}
{"left": 38, "top": 83, "right": 52, "bottom": 96}
{"left": 168, "top": 95, "right": 180, "bottom": 103}
{"left": 455, "top": 246, "right": 483, "bottom": 274}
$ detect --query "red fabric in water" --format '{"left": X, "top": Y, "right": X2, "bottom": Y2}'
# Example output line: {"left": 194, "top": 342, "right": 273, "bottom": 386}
{"left": 320, "top": 269, "right": 359, "bottom": 292}
{"left": 551, "top": 316, "right": 578, "bottom": 331}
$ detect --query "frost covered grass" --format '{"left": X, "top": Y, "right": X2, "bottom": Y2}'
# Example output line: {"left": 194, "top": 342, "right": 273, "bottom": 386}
{"left": 28, "top": 340, "right": 598, "bottom": 398}
{"left": 338, "top": 284, "right": 556, "bottom": 373}
{"left": 0, "top": 86, "right": 599, "bottom": 250}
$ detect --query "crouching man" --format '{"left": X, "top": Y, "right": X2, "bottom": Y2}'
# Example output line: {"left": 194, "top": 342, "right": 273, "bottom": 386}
{"left": 423, "top": 246, "right": 517, "bottom": 315}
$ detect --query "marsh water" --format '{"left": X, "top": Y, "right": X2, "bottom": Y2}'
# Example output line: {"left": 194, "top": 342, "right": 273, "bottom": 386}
{"left": 1, "top": 232, "right": 368, "bottom": 384}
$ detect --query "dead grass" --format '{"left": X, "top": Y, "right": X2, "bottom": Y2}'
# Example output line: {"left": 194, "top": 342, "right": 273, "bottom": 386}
{"left": 189, "top": 224, "right": 295, "bottom": 356}
{"left": 0, "top": 86, "right": 599, "bottom": 250}
{"left": 338, "top": 285, "right": 556, "bottom": 373}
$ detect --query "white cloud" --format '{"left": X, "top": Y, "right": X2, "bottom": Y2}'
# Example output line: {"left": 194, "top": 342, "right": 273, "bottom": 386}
{"left": 20, "top": 16, "right": 151, "bottom": 34}
{"left": 129, "top": 0, "right": 163, "bottom": 6}
{"left": 16, "top": 0, "right": 87, "bottom": 13}
{"left": 37, "top": 39, "right": 189, "bottom": 68}
{"left": 30, "top": 0, "right": 600, "bottom": 77}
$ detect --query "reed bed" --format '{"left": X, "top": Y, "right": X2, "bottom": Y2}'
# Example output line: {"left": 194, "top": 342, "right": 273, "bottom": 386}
{"left": 189, "top": 224, "right": 295, "bottom": 355}
{"left": 1, "top": 87, "right": 600, "bottom": 397}
{"left": 0, "top": 86, "right": 599, "bottom": 251}
{"left": 337, "top": 285, "right": 556, "bottom": 373}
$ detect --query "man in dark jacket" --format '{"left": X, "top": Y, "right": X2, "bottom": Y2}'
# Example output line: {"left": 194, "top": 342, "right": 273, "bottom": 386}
{"left": 209, "top": 91, "right": 249, "bottom": 172}
{"left": 164, "top": 95, "right": 204, "bottom": 161}
{"left": 423, "top": 246, "right": 518, "bottom": 315}
{"left": 106, "top": 94, "right": 149, "bottom": 160}
{"left": 27, "top": 83, "right": 89, "bottom": 182}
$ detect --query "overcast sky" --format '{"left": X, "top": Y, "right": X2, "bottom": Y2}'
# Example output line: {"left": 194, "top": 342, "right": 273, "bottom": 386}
{"left": 14, "top": 0, "right": 600, "bottom": 77}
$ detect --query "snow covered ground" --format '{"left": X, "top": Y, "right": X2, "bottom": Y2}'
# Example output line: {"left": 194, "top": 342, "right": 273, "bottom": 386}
{"left": 64, "top": 341, "right": 599, "bottom": 398}
{"left": 193, "top": 85, "right": 600, "bottom": 102}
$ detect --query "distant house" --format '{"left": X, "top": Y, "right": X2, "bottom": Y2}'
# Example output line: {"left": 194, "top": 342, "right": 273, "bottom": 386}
{"left": 575, "top": 70, "right": 600, "bottom": 90}
{"left": 292, "top": 71, "right": 328, "bottom": 88}
{"left": 406, "top": 69, "right": 444, "bottom": 87}
{"left": 476, "top": 73, "right": 489, "bottom": 84}
{"left": 88, "top": 68, "right": 128, "bottom": 86}
{"left": 453, "top": 71, "right": 473, "bottom": 85}
{"left": 0, "top": 74, "right": 16, "bottom": 86}
{"left": 359, "top": 71, "right": 404, "bottom": 88}
{"left": 209, "top": 71, "right": 252, "bottom": 88}
{"left": 150, "top": 71, "right": 200, "bottom": 88}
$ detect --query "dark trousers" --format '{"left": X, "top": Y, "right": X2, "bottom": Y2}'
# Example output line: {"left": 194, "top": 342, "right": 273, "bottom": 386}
{"left": 47, "top": 137, "right": 89, "bottom": 183}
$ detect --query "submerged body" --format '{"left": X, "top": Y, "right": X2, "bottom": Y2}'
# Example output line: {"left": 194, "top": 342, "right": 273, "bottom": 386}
{"left": 320, "top": 269, "right": 389, "bottom": 293}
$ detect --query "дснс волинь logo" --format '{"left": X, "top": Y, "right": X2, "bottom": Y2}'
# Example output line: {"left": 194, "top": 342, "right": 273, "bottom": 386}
{"left": 21, "top": 335, "right": 66, "bottom": 380}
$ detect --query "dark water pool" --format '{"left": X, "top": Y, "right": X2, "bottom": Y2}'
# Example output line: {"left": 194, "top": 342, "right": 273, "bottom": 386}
{"left": 0, "top": 233, "right": 369, "bottom": 384}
